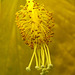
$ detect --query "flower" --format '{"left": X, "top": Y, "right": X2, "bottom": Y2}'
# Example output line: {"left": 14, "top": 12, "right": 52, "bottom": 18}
{"left": 15, "top": 0, "right": 54, "bottom": 75}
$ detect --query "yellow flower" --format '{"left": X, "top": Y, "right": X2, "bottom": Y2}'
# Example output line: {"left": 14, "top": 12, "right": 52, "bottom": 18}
{"left": 15, "top": 0, "right": 54, "bottom": 74}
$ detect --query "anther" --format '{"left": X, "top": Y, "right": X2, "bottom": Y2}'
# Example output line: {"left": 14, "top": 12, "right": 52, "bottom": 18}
{"left": 51, "top": 32, "right": 54, "bottom": 35}
{"left": 35, "top": 29, "right": 38, "bottom": 31}
{"left": 35, "top": 35, "right": 40, "bottom": 38}
{"left": 30, "top": 44, "right": 33, "bottom": 48}
{"left": 22, "top": 37, "right": 25, "bottom": 41}
{"left": 27, "top": 4, "right": 28, "bottom": 7}
{"left": 37, "top": 3, "right": 39, "bottom": 6}
{"left": 40, "top": 21, "right": 42, "bottom": 23}
{"left": 37, "top": 32, "right": 41, "bottom": 34}
{"left": 50, "top": 35, "right": 53, "bottom": 37}
{"left": 25, "top": 41, "right": 29, "bottom": 45}
{"left": 38, "top": 15, "right": 41, "bottom": 19}
{"left": 29, "top": 15, "right": 31, "bottom": 18}
{"left": 47, "top": 11, "right": 49, "bottom": 13}
{"left": 50, "top": 40, "right": 52, "bottom": 42}
{"left": 34, "top": 41, "right": 37, "bottom": 43}
{"left": 20, "top": 5, "right": 24, "bottom": 8}
{"left": 48, "top": 26, "right": 51, "bottom": 29}
{"left": 28, "top": 1, "right": 30, "bottom": 3}
{"left": 52, "top": 24, "right": 54, "bottom": 27}
{"left": 37, "top": 26, "right": 40, "bottom": 28}
{"left": 40, "top": 14, "right": 42, "bottom": 15}
{"left": 33, "top": 4, "right": 36, "bottom": 7}
{"left": 23, "top": 14, "right": 26, "bottom": 17}
{"left": 24, "top": 7, "right": 27, "bottom": 10}
{"left": 33, "top": 7, "right": 35, "bottom": 9}
{"left": 38, "top": 9, "right": 40, "bottom": 11}
{"left": 32, "top": 1, "right": 34, "bottom": 2}
{"left": 41, "top": 8, "right": 45, "bottom": 11}
{"left": 51, "top": 17, "right": 53, "bottom": 20}
{"left": 20, "top": 31, "right": 23, "bottom": 34}
{"left": 31, "top": 30, "right": 34, "bottom": 34}
{"left": 32, "top": 38, "right": 35, "bottom": 40}
{"left": 31, "top": 21, "right": 35, "bottom": 24}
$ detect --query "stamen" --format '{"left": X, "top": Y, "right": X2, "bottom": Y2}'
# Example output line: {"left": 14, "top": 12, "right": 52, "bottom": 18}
{"left": 45, "top": 44, "right": 53, "bottom": 69}
{"left": 45, "top": 44, "right": 51, "bottom": 64}
{"left": 44, "top": 44, "right": 49, "bottom": 67}
{"left": 41, "top": 45, "right": 45, "bottom": 68}
{"left": 26, "top": 44, "right": 37, "bottom": 71}
{"left": 37, "top": 48, "right": 41, "bottom": 68}
{"left": 35, "top": 48, "right": 39, "bottom": 69}
{"left": 16, "top": 0, "right": 54, "bottom": 74}
{"left": 42, "top": 45, "right": 45, "bottom": 66}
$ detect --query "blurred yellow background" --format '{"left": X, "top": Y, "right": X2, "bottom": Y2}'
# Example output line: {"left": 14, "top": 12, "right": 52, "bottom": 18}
{"left": 0, "top": 0, "right": 75, "bottom": 75}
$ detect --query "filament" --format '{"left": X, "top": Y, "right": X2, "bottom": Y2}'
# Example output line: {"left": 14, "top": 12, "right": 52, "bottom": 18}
{"left": 41, "top": 45, "right": 45, "bottom": 68}
{"left": 37, "top": 49, "right": 41, "bottom": 67}
{"left": 44, "top": 44, "right": 49, "bottom": 67}
{"left": 45, "top": 44, "right": 51, "bottom": 65}
{"left": 35, "top": 48, "right": 39, "bottom": 67}
{"left": 26, "top": 44, "right": 37, "bottom": 69}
